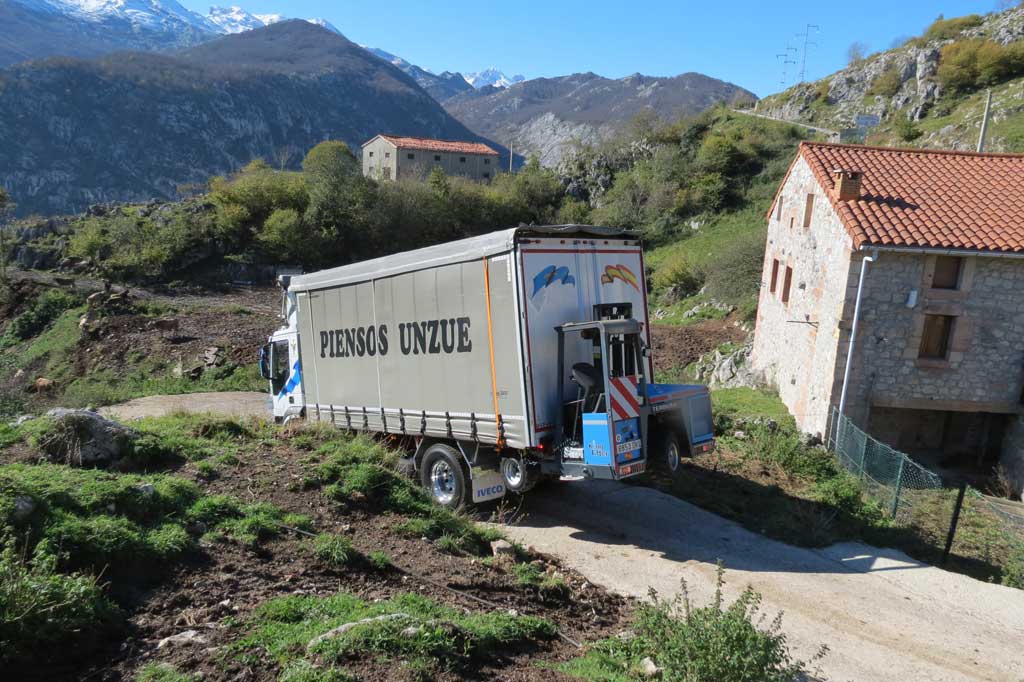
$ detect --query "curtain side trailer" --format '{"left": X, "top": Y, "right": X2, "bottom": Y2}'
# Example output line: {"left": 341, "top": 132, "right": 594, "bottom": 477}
{"left": 259, "top": 225, "right": 715, "bottom": 508}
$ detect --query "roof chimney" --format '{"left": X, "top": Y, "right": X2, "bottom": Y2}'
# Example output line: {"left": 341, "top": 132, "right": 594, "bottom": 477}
{"left": 832, "top": 169, "right": 863, "bottom": 201}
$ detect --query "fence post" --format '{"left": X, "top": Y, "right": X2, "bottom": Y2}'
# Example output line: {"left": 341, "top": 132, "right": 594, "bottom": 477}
{"left": 942, "top": 482, "right": 969, "bottom": 566}
{"left": 890, "top": 455, "right": 906, "bottom": 519}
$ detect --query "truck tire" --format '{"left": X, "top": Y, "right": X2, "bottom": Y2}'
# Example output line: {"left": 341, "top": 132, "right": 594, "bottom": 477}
{"left": 657, "top": 431, "right": 689, "bottom": 483}
{"left": 500, "top": 456, "right": 538, "bottom": 493}
{"left": 420, "top": 444, "right": 469, "bottom": 510}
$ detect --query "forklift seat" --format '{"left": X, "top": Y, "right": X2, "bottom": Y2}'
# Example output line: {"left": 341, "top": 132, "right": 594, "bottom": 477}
{"left": 571, "top": 362, "right": 604, "bottom": 414}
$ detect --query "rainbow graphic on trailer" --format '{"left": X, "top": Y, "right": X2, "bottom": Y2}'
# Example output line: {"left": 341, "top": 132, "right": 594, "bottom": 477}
{"left": 600, "top": 264, "right": 640, "bottom": 291}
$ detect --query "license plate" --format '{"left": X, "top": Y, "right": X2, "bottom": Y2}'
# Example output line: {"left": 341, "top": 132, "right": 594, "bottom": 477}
{"left": 617, "top": 461, "right": 646, "bottom": 477}
{"left": 615, "top": 439, "right": 641, "bottom": 454}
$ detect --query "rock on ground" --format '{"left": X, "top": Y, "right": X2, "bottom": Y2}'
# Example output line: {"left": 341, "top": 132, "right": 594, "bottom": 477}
{"left": 40, "top": 408, "right": 139, "bottom": 466}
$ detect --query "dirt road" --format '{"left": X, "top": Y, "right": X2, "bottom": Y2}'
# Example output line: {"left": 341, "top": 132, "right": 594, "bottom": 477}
{"left": 503, "top": 479, "right": 1024, "bottom": 682}
{"left": 99, "top": 391, "right": 269, "bottom": 421}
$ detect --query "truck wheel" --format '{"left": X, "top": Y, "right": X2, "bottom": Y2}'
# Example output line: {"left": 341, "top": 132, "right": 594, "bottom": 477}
{"left": 420, "top": 444, "right": 469, "bottom": 510}
{"left": 500, "top": 456, "right": 537, "bottom": 493}
{"left": 658, "top": 431, "right": 689, "bottom": 482}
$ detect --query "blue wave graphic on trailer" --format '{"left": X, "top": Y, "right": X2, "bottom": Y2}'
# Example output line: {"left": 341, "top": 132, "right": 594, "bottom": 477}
{"left": 531, "top": 265, "right": 575, "bottom": 297}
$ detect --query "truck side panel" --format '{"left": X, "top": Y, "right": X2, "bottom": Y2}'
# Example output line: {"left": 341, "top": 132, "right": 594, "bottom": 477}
{"left": 518, "top": 240, "right": 649, "bottom": 443}
{"left": 296, "top": 252, "right": 528, "bottom": 448}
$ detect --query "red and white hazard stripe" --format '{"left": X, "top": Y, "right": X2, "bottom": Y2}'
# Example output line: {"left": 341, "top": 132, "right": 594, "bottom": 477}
{"left": 608, "top": 376, "right": 641, "bottom": 421}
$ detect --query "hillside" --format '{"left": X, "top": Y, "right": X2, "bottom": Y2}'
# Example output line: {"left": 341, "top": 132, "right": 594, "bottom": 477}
{"left": 444, "top": 72, "right": 756, "bottom": 166}
{"left": 754, "top": 6, "right": 1024, "bottom": 152}
{"left": 0, "top": 21, "right": 492, "bottom": 216}
{"left": 363, "top": 46, "right": 474, "bottom": 101}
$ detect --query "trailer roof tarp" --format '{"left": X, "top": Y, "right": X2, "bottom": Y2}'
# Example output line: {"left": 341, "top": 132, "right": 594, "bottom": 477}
{"left": 287, "top": 225, "right": 637, "bottom": 292}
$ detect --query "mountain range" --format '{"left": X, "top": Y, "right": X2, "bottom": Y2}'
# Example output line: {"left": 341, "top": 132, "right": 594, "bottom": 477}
{"left": 445, "top": 72, "right": 756, "bottom": 166}
{"left": 0, "top": 21, "right": 489, "bottom": 216}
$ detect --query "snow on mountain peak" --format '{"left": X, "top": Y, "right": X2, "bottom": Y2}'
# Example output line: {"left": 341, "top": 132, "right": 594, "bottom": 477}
{"left": 465, "top": 67, "right": 525, "bottom": 89}
{"left": 16, "top": 0, "right": 217, "bottom": 32}
{"left": 204, "top": 5, "right": 340, "bottom": 35}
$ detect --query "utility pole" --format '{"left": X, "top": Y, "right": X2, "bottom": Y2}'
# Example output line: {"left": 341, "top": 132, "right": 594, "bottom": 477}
{"left": 776, "top": 46, "right": 797, "bottom": 86}
{"left": 509, "top": 141, "right": 514, "bottom": 173}
{"left": 0, "top": 188, "right": 11, "bottom": 283}
{"left": 797, "top": 24, "right": 820, "bottom": 83}
{"left": 977, "top": 89, "right": 992, "bottom": 153}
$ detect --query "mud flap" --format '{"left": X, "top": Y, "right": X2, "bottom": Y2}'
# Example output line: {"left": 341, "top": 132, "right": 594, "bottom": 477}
{"left": 471, "top": 467, "right": 506, "bottom": 503}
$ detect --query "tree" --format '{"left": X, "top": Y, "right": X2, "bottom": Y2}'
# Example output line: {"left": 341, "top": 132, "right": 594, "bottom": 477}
{"left": 0, "top": 188, "right": 13, "bottom": 282}
{"left": 847, "top": 42, "right": 868, "bottom": 66}
{"left": 302, "top": 140, "right": 373, "bottom": 262}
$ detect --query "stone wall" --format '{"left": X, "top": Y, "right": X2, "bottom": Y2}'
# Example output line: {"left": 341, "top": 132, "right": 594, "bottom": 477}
{"left": 751, "top": 156, "right": 854, "bottom": 436}
{"left": 841, "top": 252, "right": 1024, "bottom": 428}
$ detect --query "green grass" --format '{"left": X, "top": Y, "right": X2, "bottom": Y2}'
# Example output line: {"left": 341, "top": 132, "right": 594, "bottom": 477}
{"left": 510, "top": 561, "right": 570, "bottom": 600}
{"left": 133, "top": 663, "right": 200, "bottom": 682}
{"left": 237, "top": 592, "right": 556, "bottom": 677}
{"left": 59, "top": 363, "right": 265, "bottom": 409}
{"left": 312, "top": 435, "right": 504, "bottom": 557}
{"left": 311, "top": 533, "right": 357, "bottom": 568}
{"left": 711, "top": 388, "right": 794, "bottom": 430}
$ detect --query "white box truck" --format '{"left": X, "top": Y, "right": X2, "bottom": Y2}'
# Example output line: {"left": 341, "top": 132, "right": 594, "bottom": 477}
{"left": 259, "top": 225, "right": 715, "bottom": 508}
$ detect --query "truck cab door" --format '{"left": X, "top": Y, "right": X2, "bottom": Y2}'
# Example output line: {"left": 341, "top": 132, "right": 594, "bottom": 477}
{"left": 269, "top": 333, "right": 303, "bottom": 422}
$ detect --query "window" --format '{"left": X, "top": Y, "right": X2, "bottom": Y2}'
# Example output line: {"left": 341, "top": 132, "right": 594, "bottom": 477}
{"left": 368, "top": 151, "right": 374, "bottom": 158}
{"left": 407, "top": 153, "right": 415, "bottom": 160}
{"left": 769, "top": 259, "right": 780, "bottom": 294}
{"left": 775, "top": 198, "right": 783, "bottom": 221}
{"left": 483, "top": 172, "right": 490, "bottom": 179}
{"left": 385, "top": 152, "right": 390, "bottom": 158}
{"left": 789, "top": 216, "right": 794, "bottom": 230}
{"left": 919, "top": 314, "right": 955, "bottom": 359}
{"left": 803, "top": 193, "right": 815, "bottom": 228}
{"left": 484, "top": 158, "right": 491, "bottom": 165}
{"left": 434, "top": 154, "right": 441, "bottom": 161}
{"left": 459, "top": 156, "right": 467, "bottom": 163}
{"left": 781, "top": 266, "right": 793, "bottom": 304}
{"left": 932, "top": 256, "right": 963, "bottom": 290}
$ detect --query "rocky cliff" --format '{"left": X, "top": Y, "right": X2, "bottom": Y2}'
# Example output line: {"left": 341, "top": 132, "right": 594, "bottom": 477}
{"left": 444, "top": 72, "right": 755, "bottom": 166}
{"left": 754, "top": 7, "right": 1024, "bottom": 151}
{"left": 0, "top": 21, "right": 491, "bottom": 216}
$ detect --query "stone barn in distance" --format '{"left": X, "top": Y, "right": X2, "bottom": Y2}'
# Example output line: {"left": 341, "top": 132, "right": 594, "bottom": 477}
{"left": 752, "top": 141, "right": 1024, "bottom": 489}
{"left": 361, "top": 135, "right": 499, "bottom": 182}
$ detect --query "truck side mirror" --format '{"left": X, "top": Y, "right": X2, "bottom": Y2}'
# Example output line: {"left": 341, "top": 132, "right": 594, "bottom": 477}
{"left": 258, "top": 344, "right": 271, "bottom": 380}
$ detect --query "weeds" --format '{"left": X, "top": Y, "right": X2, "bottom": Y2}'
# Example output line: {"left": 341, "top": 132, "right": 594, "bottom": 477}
{"left": 511, "top": 561, "right": 570, "bottom": 600}
{"left": 0, "top": 531, "right": 117, "bottom": 662}
{"left": 366, "top": 551, "right": 392, "bottom": 570}
{"left": 560, "top": 565, "right": 824, "bottom": 682}
{"left": 134, "top": 662, "right": 200, "bottom": 682}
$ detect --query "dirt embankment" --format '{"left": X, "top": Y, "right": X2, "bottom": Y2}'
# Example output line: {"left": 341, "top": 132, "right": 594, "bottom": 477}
{"left": 650, "top": 318, "right": 747, "bottom": 374}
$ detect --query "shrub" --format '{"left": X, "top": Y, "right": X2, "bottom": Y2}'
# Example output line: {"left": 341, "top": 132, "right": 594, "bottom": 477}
{"left": 1, "top": 289, "right": 81, "bottom": 344}
{"left": 938, "top": 40, "right": 1024, "bottom": 93}
{"left": 924, "top": 14, "right": 983, "bottom": 42}
{"left": 561, "top": 566, "right": 823, "bottom": 681}
{"left": 367, "top": 551, "right": 392, "bottom": 570}
{"left": 1003, "top": 542, "right": 1024, "bottom": 590}
{"left": 652, "top": 252, "right": 704, "bottom": 298}
{"left": 867, "top": 66, "right": 903, "bottom": 97}
{"left": 699, "top": 226, "right": 767, "bottom": 305}
{"left": 0, "top": 533, "right": 116, "bottom": 662}
{"left": 893, "top": 116, "right": 924, "bottom": 142}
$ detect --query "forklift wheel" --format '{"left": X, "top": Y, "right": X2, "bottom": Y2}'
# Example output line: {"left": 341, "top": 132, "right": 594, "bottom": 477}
{"left": 658, "top": 431, "right": 689, "bottom": 482}
{"left": 420, "top": 444, "right": 469, "bottom": 510}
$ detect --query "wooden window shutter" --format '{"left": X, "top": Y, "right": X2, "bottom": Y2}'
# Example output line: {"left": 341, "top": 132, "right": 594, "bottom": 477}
{"left": 770, "top": 259, "right": 780, "bottom": 294}
{"left": 781, "top": 266, "right": 793, "bottom": 303}
{"left": 919, "top": 314, "right": 955, "bottom": 359}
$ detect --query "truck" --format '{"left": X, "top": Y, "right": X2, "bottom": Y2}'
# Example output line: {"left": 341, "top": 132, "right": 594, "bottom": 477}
{"left": 259, "top": 225, "right": 715, "bottom": 508}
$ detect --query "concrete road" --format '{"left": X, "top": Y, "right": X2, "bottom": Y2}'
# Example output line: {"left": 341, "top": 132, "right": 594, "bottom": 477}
{"left": 502, "top": 479, "right": 1024, "bottom": 682}
{"left": 98, "top": 391, "right": 269, "bottom": 421}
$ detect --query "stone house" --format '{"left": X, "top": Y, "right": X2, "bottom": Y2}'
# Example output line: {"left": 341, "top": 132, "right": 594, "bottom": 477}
{"left": 752, "top": 142, "right": 1024, "bottom": 489}
{"left": 361, "top": 135, "right": 499, "bottom": 182}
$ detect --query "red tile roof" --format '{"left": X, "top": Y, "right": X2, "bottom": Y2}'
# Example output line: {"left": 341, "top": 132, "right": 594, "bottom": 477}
{"left": 369, "top": 135, "right": 498, "bottom": 156}
{"left": 778, "top": 142, "right": 1024, "bottom": 254}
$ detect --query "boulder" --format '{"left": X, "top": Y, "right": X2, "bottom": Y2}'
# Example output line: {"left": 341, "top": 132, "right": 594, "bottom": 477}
{"left": 13, "top": 496, "right": 36, "bottom": 522}
{"left": 640, "top": 656, "right": 662, "bottom": 678}
{"left": 39, "top": 408, "right": 140, "bottom": 466}
{"left": 157, "top": 629, "right": 208, "bottom": 649}
{"left": 490, "top": 539, "right": 516, "bottom": 559}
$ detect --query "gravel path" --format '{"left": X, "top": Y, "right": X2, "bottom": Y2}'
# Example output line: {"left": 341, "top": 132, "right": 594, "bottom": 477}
{"left": 98, "top": 391, "right": 269, "bottom": 421}
{"left": 503, "top": 479, "right": 1024, "bottom": 682}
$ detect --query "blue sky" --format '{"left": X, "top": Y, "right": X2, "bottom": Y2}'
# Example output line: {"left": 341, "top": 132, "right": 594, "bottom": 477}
{"left": 180, "top": 0, "right": 1002, "bottom": 96}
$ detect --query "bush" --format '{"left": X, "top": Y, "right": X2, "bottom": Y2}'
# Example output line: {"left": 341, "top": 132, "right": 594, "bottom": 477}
{"left": 938, "top": 40, "right": 1024, "bottom": 93}
{"left": 699, "top": 226, "right": 767, "bottom": 305}
{"left": 893, "top": 116, "right": 924, "bottom": 142}
{"left": 1, "top": 289, "right": 81, "bottom": 344}
{"left": 0, "top": 533, "right": 116, "bottom": 662}
{"left": 924, "top": 14, "right": 983, "bottom": 42}
{"left": 867, "top": 66, "right": 903, "bottom": 97}
{"left": 561, "top": 565, "right": 823, "bottom": 681}
{"left": 652, "top": 252, "right": 704, "bottom": 298}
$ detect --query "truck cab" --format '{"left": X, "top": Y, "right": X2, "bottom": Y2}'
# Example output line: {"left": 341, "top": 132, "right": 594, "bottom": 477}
{"left": 258, "top": 279, "right": 304, "bottom": 423}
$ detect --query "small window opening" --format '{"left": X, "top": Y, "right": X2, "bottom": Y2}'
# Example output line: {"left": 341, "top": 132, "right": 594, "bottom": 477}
{"left": 919, "top": 314, "right": 955, "bottom": 359}
{"left": 932, "top": 256, "right": 963, "bottom": 290}
{"left": 781, "top": 266, "right": 793, "bottom": 304}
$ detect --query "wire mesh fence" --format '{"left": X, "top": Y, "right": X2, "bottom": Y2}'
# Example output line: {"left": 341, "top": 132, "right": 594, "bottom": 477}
{"left": 827, "top": 408, "right": 1024, "bottom": 586}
